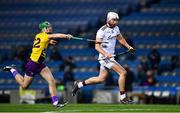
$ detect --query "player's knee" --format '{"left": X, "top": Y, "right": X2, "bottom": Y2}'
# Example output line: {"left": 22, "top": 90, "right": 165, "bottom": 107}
{"left": 98, "top": 77, "right": 106, "bottom": 83}
{"left": 121, "top": 70, "right": 127, "bottom": 76}
{"left": 21, "top": 84, "right": 29, "bottom": 89}
{"left": 48, "top": 79, "right": 56, "bottom": 86}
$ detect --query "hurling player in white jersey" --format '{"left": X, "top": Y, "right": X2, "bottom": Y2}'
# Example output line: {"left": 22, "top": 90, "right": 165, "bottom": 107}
{"left": 72, "top": 12, "right": 135, "bottom": 104}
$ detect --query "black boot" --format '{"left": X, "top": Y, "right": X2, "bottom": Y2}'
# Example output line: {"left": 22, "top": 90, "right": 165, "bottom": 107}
{"left": 72, "top": 81, "right": 80, "bottom": 96}
{"left": 3, "top": 64, "right": 16, "bottom": 72}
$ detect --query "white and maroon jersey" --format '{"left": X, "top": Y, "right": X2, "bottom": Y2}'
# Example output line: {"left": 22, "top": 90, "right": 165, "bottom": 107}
{"left": 96, "top": 24, "right": 122, "bottom": 60}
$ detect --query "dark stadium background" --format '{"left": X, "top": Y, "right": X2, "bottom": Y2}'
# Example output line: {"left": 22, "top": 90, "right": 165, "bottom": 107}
{"left": 0, "top": 0, "right": 179, "bottom": 105}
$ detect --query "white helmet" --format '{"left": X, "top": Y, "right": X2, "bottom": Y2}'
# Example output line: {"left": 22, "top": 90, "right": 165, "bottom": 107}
{"left": 107, "top": 12, "right": 119, "bottom": 21}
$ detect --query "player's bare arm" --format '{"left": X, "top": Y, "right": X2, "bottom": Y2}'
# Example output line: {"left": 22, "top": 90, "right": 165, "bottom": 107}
{"left": 117, "top": 34, "right": 134, "bottom": 50}
{"left": 95, "top": 37, "right": 112, "bottom": 58}
{"left": 48, "top": 34, "right": 73, "bottom": 40}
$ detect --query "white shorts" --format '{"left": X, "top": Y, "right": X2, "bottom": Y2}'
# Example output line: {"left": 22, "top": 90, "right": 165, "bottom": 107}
{"left": 99, "top": 58, "right": 119, "bottom": 70}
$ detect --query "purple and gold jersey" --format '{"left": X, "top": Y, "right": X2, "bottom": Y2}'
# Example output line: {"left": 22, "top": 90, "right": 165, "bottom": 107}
{"left": 30, "top": 32, "right": 49, "bottom": 63}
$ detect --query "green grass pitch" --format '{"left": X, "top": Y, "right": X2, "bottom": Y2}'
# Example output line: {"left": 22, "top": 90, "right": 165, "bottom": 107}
{"left": 0, "top": 104, "right": 180, "bottom": 113}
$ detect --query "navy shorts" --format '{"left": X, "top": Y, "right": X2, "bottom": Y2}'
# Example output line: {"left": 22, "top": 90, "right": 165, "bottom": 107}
{"left": 25, "top": 60, "right": 46, "bottom": 77}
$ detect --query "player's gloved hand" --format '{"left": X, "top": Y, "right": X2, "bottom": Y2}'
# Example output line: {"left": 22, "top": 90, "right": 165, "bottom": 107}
{"left": 49, "top": 39, "right": 57, "bottom": 45}
{"left": 66, "top": 34, "right": 73, "bottom": 40}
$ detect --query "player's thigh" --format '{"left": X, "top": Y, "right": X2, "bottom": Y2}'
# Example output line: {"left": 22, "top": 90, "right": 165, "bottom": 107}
{"left": 40, "top": 66, "right": 55, "bottom": 82}
{"left": 111, "top": 61, "right": 126, "bottom": 75}
{"left": 98, "top": 68, "right": 108, "bottom": 79}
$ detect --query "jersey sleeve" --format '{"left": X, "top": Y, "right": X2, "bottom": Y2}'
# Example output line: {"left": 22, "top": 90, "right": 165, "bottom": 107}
{"left": 96, "top": 29, "right": 104, "bottom": 39}
{"left": 116, "top": 26, "right": 122, "bottom": 37}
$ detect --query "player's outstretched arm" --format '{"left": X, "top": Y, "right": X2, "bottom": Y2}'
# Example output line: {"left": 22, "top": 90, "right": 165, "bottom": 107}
{"left": 48, "top": 34, "right": 73, "bottom": 40}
